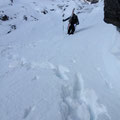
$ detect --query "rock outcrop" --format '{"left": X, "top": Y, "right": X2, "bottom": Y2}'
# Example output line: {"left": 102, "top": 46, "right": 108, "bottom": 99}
{"left": 86, "top": 0, "right": 99, "bottom": 4}
{"left": 0, "top": 14, "right": 9, "bottom": 21}
{"left": 104, "top": 0, "right": 120, "bottom": 27}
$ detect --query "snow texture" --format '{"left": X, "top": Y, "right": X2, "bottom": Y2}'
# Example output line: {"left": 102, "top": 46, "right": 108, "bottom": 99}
{"left": 0, "top": 0, "right": 120, "bottom": 120}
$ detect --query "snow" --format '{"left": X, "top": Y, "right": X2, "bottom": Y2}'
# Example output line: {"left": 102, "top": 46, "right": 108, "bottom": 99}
{"left": 0, "top": 0, "right": 120, "bottom": 120}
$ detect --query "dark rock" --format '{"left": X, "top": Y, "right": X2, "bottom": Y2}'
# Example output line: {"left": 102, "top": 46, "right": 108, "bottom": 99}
{"left": 10, "top": 0, "right": 13, "bottom": 3}
{"left": 0, "top": 15, "right": 9, "bottom": 21}
{"left": 11, "top": 25, "right": 16, "bottom": 30}
{"left": 7, "top": 31, "right": 11, "bottom": 34}
{"left": 7, "top": 25, "right": 16, "bottom": 34}
{"left": 91, "top": 0, "right": 99, "bottom": 4}
{"left": 57, "top": 4, "right": 64, "bottom": 10}
{"left": 31, "top": 16, "right": 38, "bottom": 21}
{"left": 33, "top": 2, "right": 36, "bottom": 4}
{"left": 63, "top": 8, "right": 66, "bottom": 11}
{"left": 86, "top": 0, "right": 99, "bottom": 4}
{"left": 41, "top": 9, "right": 48, "bottom": 14}
{"left": 66, "top": 5, "right": 69, "bottom": 7}
{"left": 0, "top": 11, "right": 4, "bottom": 13}
{"left": 117, "top": 27, "right": 120, "bottom": 32}
{"left": 104, "top": 0, "right": 120, "bottom": 27}
{"left": 50, "top": 9, "right": 55, "bottom": 11}
{"left": 23, "top": 15, "right": 28, "bottom": 21}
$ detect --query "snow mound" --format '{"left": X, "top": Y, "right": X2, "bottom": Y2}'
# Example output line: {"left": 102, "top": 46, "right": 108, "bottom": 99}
{"left": 60, "top": 73, "right": 111, "bottom": 120}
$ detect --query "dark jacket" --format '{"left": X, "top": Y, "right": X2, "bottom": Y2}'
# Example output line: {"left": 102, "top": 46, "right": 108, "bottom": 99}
{"left": 104, "top": 0, "right": 120, "bottom": 27}
{"left": 63, "top": 14, "right": 79, "bottom": 25}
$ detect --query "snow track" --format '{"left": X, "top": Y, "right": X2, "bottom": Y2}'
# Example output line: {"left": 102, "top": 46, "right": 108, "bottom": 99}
{"left": 60, "top": 73, "right": 111, "bottom": 120}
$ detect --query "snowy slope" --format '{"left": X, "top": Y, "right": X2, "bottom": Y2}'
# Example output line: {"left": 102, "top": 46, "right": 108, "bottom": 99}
{"left": 0, "top": 0, "right": 120, "bottom": 120}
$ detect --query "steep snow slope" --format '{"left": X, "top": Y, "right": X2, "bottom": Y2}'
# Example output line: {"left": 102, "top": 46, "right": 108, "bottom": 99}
{"left": 0, "top": 0, "right": 120, "bottom": 120}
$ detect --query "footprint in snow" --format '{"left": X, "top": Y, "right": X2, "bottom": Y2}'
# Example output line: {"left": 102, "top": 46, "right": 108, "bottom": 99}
{"left": 60, "top": 73, "right": 111, "bottom": 120}
{"left": 28, "top": 43, "right": 37, "bottom": 48}
{"left": 71, "top": 59, "right": 77, "bottom": 64}
{"left": 0, "top": 46, "right": 13, "bottom": 59}
{"left": 53, "top": 65, "right": 70, "bottom": 81}
{"left": 32, "top": 75, "right": 40, "bottom": 81}
{"left": 23, "top": 105, "right": 36, "bottom": 119}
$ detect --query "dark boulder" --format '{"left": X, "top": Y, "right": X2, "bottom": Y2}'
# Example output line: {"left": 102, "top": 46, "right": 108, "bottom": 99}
{"left": 91, "top": 0, "right": 99, "bottom": 4}
{"left": 11, "top": 25, "right": 16, "bottom": 30}
{"left": 0, "top": 15, "right": 9, "bottom": 21}
{"left": 23, "top": 15, "right": 28, "bottom": 21}
{"left": 41, "top": 9, "right": 48, "bottom": 14}
{"left": 104, "top": 0, "right": 120, "bottom": 27}
{"left": 86, "top": 0, "right": 99, "bottom": 4}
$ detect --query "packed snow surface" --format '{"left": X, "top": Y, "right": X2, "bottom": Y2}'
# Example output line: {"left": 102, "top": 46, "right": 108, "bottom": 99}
{"left": 0, "top": 0, "right": 120, "bottom": 120}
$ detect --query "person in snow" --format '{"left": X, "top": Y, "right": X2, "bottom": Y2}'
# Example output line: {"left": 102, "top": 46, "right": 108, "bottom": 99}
{"left": 63, "top": 8, "right": 79, "bottom": 35}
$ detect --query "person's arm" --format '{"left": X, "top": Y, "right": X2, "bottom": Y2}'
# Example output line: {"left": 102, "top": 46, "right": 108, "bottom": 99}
{"left": 63, "top": 16, "right": 71, "bottom": 22}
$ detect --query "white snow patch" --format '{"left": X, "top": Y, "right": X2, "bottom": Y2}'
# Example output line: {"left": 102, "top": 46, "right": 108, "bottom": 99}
{"left": 54, "top": 65, "right": 70, "bottom": 80}
{"left": 60, "top": 73, "right": 111, "bottom": 120}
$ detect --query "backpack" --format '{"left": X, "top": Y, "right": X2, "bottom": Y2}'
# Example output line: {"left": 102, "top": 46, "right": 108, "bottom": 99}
{"left": 69, "top": 14, "right": 79, "bottom": 25}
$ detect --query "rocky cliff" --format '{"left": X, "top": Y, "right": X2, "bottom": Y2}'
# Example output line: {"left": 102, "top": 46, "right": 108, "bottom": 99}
{"left": 104, "top": 0, "right": 120, "bottom": 27}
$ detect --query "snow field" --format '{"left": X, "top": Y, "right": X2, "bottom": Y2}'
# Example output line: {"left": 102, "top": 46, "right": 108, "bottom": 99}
{"left": 0, "top": 0, "right": 120, "bottom": 120}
